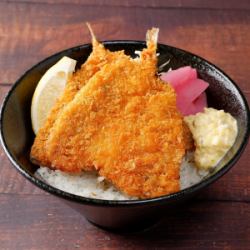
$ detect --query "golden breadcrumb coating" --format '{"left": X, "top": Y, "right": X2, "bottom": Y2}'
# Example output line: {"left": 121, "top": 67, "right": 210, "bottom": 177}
{"left": 30, "top": 27, "right": 126, "bottom": 168}
{"left": 45, "top": 28, "right": 187, "bottom": 198}
{"left": 183, "top": 122, "right": 194, "bottom": 151}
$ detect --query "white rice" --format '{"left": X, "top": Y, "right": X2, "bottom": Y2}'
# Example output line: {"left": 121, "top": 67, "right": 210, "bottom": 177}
{"left": 36, "top": 169, "right": 134, "bottom": 200}
{"left": 36, "top": 152, "right": 209, "bottom": 200}
{"left": 180, "top": 152, "right": 209, "bottom": 190}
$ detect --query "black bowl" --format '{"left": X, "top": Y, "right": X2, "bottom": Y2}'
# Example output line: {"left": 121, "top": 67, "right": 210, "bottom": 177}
{"left": 1, "top": 41, "right": 249, "bottom": 231}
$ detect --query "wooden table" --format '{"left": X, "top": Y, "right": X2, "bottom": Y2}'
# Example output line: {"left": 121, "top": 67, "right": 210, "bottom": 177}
{"left": 0, "top": 0, "right": 249, "bottom": 249}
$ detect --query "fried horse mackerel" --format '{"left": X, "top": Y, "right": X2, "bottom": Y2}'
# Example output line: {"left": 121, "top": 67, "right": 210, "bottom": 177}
{"left": 31, "top": 28, "right": 189, "bottom": 198}
{"left": 30, "top": 24, "right": 126, "bottom": 168}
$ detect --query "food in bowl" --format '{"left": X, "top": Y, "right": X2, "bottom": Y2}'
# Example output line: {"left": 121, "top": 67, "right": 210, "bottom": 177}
{"left": 30, "top": 25, "right": 238, "bottom": 199}
{"left": 1, "top": 28, "right": 249, "bottom": 230}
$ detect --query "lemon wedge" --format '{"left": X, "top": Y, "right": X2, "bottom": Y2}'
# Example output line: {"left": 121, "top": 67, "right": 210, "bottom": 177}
{"left": 31, "top": 56, "right": 77, "bottom": 134}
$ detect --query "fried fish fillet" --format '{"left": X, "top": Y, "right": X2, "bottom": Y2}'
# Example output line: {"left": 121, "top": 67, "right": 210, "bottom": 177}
{"left": 30, "top": 25, "right": 126, "bottom": 167}
{"left": 45, "top": 28, "right": 187, "bottom": 198}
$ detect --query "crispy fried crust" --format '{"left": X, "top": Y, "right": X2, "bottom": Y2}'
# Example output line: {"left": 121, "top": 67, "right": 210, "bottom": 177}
{"left": 30, "top": 30, "right": 125, "bottom": 167}
{"left": 183, "top": 122, "right": 194, "bottom": 151}
{"left": 45, "top": 28, "right": 187, "bottom": 198}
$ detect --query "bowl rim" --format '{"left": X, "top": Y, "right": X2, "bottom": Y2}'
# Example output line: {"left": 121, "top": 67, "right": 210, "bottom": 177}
{"left": 1, "top": 40, "right": 250, "bottom": 207}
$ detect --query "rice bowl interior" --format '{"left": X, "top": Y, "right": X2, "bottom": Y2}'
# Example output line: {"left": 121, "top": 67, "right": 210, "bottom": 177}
{"left": 36, "top": 152, "right": 209, "bottom": 200}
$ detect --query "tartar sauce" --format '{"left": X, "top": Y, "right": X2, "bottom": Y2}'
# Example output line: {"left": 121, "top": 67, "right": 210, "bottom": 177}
{"left": 184, "top": 108, "right": 238, "bottom": 169}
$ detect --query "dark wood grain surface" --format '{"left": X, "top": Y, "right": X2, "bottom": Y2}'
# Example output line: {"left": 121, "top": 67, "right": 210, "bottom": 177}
{"left": 0, "top": 0, "right": 249, "bottom": 249}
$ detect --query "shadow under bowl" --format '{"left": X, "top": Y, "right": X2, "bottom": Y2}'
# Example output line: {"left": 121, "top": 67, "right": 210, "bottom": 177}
{"left": 0, "top": 41, "right": 249, "bottom": 231}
